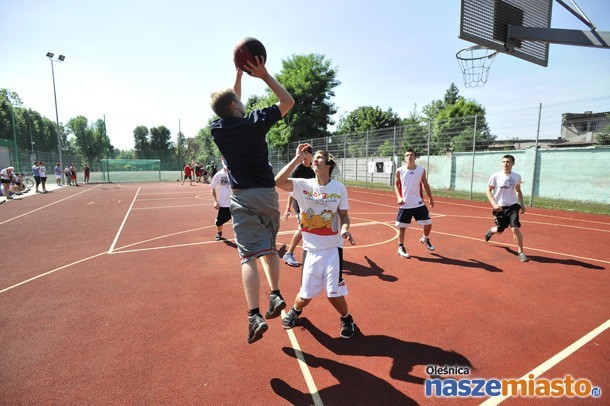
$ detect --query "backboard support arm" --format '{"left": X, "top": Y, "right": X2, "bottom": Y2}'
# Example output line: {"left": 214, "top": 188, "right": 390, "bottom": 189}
{"left": 507, "top": 25, "right": 610, "bottom": 48}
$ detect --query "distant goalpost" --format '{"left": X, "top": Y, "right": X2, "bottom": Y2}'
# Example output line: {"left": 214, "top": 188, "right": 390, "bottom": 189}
{"left": 99, "top": 159, "right": 161, "bottom": 182}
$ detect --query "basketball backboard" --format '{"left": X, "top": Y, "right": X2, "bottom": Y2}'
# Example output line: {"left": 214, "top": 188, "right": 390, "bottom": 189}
{"left": 459, "top": 0, "right": 553, "bottom": 66}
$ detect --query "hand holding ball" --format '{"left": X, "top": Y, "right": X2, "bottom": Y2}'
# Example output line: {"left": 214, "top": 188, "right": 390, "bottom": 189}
{"left": 233, "top": 37, "right": 267, "bottom": 73}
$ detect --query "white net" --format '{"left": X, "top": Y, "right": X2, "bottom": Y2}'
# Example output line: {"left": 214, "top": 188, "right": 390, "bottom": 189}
{"left": 456, "top": 45, "right": 498, "bottom": 88}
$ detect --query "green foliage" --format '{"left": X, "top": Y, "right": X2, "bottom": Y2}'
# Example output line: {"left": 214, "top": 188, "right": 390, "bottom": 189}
{"left": 194, "top": 118, "right": 221, "bottom": 164}
{"left": 335, "top": 106, "right": 401, "bottom": 157}
{"left": 67, "top": 116, "right": 113, "bottom": 169}
{"left": 251, "top": 54, "right": 339, "bottom": 149}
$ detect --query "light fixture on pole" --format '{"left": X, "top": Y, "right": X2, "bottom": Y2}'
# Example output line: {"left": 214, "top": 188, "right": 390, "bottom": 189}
{"left": 46, "top": 51, "right": 65, "bottom": 183}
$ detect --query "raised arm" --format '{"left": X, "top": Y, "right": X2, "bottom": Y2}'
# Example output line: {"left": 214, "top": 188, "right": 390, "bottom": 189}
{"left": 245, "top": 57, "right": 294, "bottom": 117}
{"left": 233, "top": 69, "right": 243, "bottom": 100}
{"left": 275, "top": 144, "right": 310, "bottom": 191}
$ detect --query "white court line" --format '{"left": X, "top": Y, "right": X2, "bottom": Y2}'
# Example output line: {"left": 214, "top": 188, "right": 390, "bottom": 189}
{"left": 131, "top": 203, "right": 208, "bottom": 210}
{"left": 0, "top": 185, "right": 100, "bottom": 225}
{"left": 0, "top": 251, "right": 107, "bottom": 294}
{"left": 481, "top": 318, "right": 610, "bottom": 405}
{"left": 347, "top": 190, "right": 610, "bottom": 226}
{"left": 108, "top": 187, "right": 140, "bottom": 254}
{"left": 281, "top": 309, "right": 324, "bottom": 406}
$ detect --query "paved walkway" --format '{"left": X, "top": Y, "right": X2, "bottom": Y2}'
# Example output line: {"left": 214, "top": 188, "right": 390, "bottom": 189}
{"left": 0, "top": 181, "right": 68, "bottom": 204}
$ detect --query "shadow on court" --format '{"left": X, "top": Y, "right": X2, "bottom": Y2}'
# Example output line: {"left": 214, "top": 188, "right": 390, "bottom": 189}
{"left": 298, "top": 318, "right": 473, "bottom": 385}
{"left": 343, "top": 256, "right": 398, "bottom": 282}
{"left": 500, "top": 247, "right": 605, "bottom": 270}
{"left": 272, "top": 348, "right": 416, "bottom": 405}
{"left": 411, "top": 253, "right": 503, "bottom": 273}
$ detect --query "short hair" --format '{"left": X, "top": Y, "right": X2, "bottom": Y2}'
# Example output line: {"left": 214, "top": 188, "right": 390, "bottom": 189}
{"left": 210, "top": 88, "right": 239, "bottom": 119}
{"left": 502, "top": 154, "right": 515, "bottom": 163}
{"left": 315, "top": 150, "right": 337, "bottom": 176}
{"left": 405, "top": 148, "right": 417, "bottom": 157}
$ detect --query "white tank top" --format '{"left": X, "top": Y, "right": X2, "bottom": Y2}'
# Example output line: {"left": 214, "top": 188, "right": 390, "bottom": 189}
{"left": 398, "top": 165, "right": 424, "bottom": 209}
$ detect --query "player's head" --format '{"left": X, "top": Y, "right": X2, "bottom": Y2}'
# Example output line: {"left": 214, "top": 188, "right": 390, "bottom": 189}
{"left": 502, "top": 154, "right": 515, "bottom": 163}
{"left": 404, "top": 148, "right": 417, "bottom": 161}
{"left": 313, "top": 150, "right": 337, "bottom": 176}
{"left": 210, "top": 89, "right": 244, "bottom": 119}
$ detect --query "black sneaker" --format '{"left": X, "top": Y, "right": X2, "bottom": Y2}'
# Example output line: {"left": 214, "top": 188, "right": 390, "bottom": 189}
{"left": 340, "top": 314, "right": 355, "bottom": 339}
{"left": 265, "top": 294, "right": 286, "bottom": 319}
{"left": 485, "top": 229, "right": 493, "bottom": 242}
{"left": 215, "top": 232, "right": 222, "bottom": 241}
{"left": 282, "top": 308, "right": 300, "bottom": 329}
{"left": 248, "top": 314, "right": 268, "bottom": 344}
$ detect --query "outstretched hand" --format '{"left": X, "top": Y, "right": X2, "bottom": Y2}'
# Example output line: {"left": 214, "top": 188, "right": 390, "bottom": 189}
{"left": 296, "top": 143, "right": 310, "bottom": 160}
{"left": 342, "top": 231, "right": 356, "bottom": 246}
{"left": 243, "top": 56, "right": 267, "bottom": 78}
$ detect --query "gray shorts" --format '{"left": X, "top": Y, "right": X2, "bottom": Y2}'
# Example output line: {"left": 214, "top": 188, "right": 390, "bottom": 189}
{"left": 230, "top": 187, "right": 280, "bottom": 264}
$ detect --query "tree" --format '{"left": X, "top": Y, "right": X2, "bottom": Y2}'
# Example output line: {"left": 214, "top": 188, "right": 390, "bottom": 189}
{"left": 67, "top": 116, "right": 113, "bottom": 169}
{"left": 149, "top": 125, "right": 171, "bottom": 151}
{"left": 247, "top": 54, "right": 340, "bottom": 148}
{"left": 133, "top": 126, "right": 150, "bottom": 158}
{"left": 400, "top": 106, "right": 429, "bottom": 153}
{"left": 195, "top": 118, "right": 221, "bottom": 164}
{"left": 336, "top": 106, "right": 401, "bottom": 134}
{"left": 335, "top": 106, "right": 401, "bottom": 157}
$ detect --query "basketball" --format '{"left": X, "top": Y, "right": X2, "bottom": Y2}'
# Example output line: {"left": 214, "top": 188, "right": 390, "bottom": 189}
{"left": 233, "top": 37, "right": 267, "bottom": 71}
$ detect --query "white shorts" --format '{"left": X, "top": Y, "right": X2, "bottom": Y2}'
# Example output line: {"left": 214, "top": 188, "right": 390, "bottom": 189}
{"left": 299, "top": 247, "right": 348, "bottom": 299}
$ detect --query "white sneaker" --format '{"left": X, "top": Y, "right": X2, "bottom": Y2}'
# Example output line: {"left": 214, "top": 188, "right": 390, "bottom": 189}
{"left": 420, "top": 237, "right": 435, "bottom": 251}
{"left": 283, "top": 252, "right": 300, "bottom": 267}
{"left": 397, "top": 246, "right": 410, "bottom": 258}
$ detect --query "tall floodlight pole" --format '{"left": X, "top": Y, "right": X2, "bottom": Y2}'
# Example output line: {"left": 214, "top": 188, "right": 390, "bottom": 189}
{"left": 46, "top": 52, "right": 65, "bottom": 183}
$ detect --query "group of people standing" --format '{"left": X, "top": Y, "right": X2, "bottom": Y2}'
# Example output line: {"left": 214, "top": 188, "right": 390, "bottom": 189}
{"left": 208, "top": 55, "right": 529, "bottom": 344}
{"left": 182, "top": 161, "right": 218, "bottom": 186}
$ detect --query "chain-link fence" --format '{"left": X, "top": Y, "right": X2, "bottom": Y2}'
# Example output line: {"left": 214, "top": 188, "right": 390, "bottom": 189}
{"left": 2, "top": 97, "right": 609, "bottom": 204}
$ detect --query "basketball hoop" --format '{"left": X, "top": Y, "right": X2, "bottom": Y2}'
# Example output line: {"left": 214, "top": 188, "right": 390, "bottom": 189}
{"left": 456, "top": 45, "right": 498, "bottom": 88}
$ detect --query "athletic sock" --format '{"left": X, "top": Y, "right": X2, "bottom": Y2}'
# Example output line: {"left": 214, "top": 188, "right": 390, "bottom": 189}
{"left": 292, "top": 307, "right": 302, "bottom": 315}
{"left": 341, "top": 313, "right": 351, "bottom": 320}
{"left": 271, "top": 290, "right": 282, "bottom": 298}
{"left": 248, "top": 308, "right": 260, "bottom": 317}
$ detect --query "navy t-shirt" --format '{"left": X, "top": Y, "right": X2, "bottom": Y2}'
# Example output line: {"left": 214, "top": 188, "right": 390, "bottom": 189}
{"left": 211, "top": 105, "right": 281, "bottom": 189}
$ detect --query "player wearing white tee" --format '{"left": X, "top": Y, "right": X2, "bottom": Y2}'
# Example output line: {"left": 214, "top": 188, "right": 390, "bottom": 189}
{"left": 275, "top": 145, "right": 357, "bottom": 339}
{"left": 485, "top": 155, "right": 528, "bottom": 262}
{"left": 394, "top": 148, "right": 435, "bottom": 259}
{"left": 210, "top": 164, "right": 232, "bottom": 241}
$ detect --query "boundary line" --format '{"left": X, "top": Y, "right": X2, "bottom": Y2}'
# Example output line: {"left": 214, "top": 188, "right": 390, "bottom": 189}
{"left": 108, "top": 187, "right": 140, "bottom": 254}
{"left": 0, "top": 185, "right": 100, "bottom": 226}
{"left": 481, "top": 318, "right": 610, "bottom": 405}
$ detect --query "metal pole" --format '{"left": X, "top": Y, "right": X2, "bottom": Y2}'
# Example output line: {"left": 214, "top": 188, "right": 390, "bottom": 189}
{"left": 529, "top": 103, "right": 542, "bottom": 207}
{"left": 49, "top": 59, "right": 64, "bottom": 180}
{"left": 178, "top": 118, "right": 182, "bottom": 181}
{"left": 10, "top": 104, "right": 20, "bottom": 172}
{"left": 392, "top": 126, "right": 397, "bottom": 189}
{"left": 427, "top": 121, "right": 431, "bottom": 175}
{"left": 469, "top": 114, "right": 478, "bottom": 200}
{"left": 342, "top": 133, "right": 346, "bottom": 182}
{"left": 365, "top": 130, "right": 369, "bottom": 189}
{"left": 27, "top": 110, "right": 35, "bottom": 158}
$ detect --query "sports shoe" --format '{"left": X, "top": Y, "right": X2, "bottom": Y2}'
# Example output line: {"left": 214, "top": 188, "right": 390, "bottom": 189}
{"left": 420, "top": 236, "right": 435, "bottom": 251}
{"left": 282, "top": 252, "right": 300, "bottom": 267}
{"left": 247, "top": 314, "right": 268, "bottom": 344}
{"left": 397, "top": 246, "right": 410, "bottom": 258}
{"left": 215, "top": 232, "right": 222, "bottom": 241}
{"left": 282, "top": 308, "right": 300, "bottom": 329}
{"left": 518, "top": 252, "right": 529, "bottom": 262}
{"left": 340, "top": 314, "right": 355, "bottom": 339}
{"left": 265, "top": 294, "right": 286, "bottom": 319}
{"left": 485, "top": 229, "right": 493, "bottom": 242}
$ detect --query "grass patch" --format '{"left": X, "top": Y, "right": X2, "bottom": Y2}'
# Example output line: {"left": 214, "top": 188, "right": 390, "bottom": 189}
{"left": 343, "top": 180, "right": 609, "bottom": 216}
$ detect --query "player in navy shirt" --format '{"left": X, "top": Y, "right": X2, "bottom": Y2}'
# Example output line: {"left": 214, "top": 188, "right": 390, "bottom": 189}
{"left": 210, "top": 56, "right": 294, "bottom": 344}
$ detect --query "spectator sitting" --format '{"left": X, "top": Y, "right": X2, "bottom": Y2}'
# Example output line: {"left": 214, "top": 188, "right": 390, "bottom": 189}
{"left": 1, "top": 166, "right": 15, "bottom": 199}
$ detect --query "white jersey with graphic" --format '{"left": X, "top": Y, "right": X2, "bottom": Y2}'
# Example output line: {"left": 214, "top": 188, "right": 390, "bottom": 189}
{"left": 488, "top": 171, "right": 521, "bottom": 206}
{"left": 291, "top": 178, "right": 350, "bottom": 251}
{"left": 397, "top": 165, "right": 425, "bottom": 209}
{"left": 210, "top": 169, "right": 232, "bottom": 208}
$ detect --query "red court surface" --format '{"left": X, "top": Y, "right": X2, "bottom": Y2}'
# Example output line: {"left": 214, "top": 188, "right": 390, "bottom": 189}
{"left": 1, "top": 182, "right": 608, "bottom": 405}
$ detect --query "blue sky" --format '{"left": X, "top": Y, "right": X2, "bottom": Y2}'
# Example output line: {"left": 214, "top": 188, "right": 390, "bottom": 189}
{"left": 1, "top": 0, "right": 609, "bottom": 150}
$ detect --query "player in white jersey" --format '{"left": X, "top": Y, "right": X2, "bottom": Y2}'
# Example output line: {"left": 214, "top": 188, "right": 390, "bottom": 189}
{"left": 210, "top": 159, "right": 232, "bottom": 241}
{"left": 275, "top": 144, "right": 357, "bottom": 339}
{"left": 485, "top": 155, "right": 528, "bottom": 262}
{"left": 394, "top": 148, "right": 435, "bottom": 258}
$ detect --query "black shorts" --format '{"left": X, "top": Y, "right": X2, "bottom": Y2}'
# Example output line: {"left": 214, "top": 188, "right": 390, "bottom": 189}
{"left": 493, "top": 203, "right": 522, "bottom": 232}
{"left": 1, "top": 179, "right": 10, "bottom": 184}
{"left": 396, "top": 205, "right": 432, "bottom": 227}
{"left": 34, "top": 176, "right": 41, "bottom": 185}
{"left": 215, "top": 207, "right": 231, "bottom": 227}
